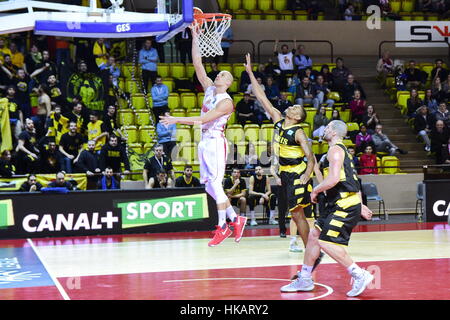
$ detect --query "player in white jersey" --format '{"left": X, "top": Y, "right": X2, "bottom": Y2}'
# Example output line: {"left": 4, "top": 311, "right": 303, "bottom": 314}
{"left": 160, "top": 27, "right": 247, "bottom": 247}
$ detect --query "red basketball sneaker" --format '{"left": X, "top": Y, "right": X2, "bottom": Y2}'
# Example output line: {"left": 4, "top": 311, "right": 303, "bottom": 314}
{"left": 208, "top": 224, "right": 232, "bottom": 247}
{"left": 230, "top": 215, "right": 247, "bottom": 243}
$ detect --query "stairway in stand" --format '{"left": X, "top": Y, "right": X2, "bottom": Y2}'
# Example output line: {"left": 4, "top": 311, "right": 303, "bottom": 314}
{"left": 347, "top": 57, "right": 434, "bottom": 173}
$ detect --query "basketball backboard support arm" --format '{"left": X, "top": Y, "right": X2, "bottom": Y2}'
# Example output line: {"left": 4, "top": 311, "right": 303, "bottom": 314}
{"left": 155, "top": 0, "right": 193, "bottom": 43}
{"left": 0, "top": 0, "right": 192, "bottom": 39}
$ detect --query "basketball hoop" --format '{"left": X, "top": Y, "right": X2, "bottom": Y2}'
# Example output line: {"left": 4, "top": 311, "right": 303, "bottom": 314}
{"left": 189, "top": 7, "right": 232, "bottom": 57}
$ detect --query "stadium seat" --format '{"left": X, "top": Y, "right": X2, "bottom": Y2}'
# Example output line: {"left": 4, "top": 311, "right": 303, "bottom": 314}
{"left": 299, "top": 123, "right": 311, "bottom": 138}
{"left": 236, "top": 141, "right": 248, "bottom": 160}
{"left": 131, "top": 93, "right": 147, "bottom": 110}
{"left": 128, "top": 142, "right": 143, "bottom": 155}
{"left": 284, "top": 92, "right": 294, "bottom": 103}
{"left": 249, "top": 9, "right": 262, "bottom": 19}
{"left": 161, "top": 79, "right": 174, "bottom": 92}
{"left": 172, "top": 160, "right": 187, "bottom": 174}
{"left": 340, "top": 109, "right": 351, "bottom": 123}
{"left": 390, "top": 0, "right": 401, "bottom": 13}
{"left": 176, "top": 128, "right": 192, "bottom": 143}
{"left": 396, "top": 91, "right": 410, "bottom": 111}
{"left": 232, "top": 63, "right": 246, "bottom": 79}
{"left": 118, "top": 78, "right": 126, "bottom": 92}
{"left": 244, "top": 125, "right": 260, "bottom": 142}
{"left": 401, "top": 0, "right": 414, "bottom": 13}
{"left": 187, "top": 108, "right": 201, "bottom": 117}
{"left": 121, "top": 63, "right": 138, "bottom": 79}
{"left": 294, "top": 10, "right": 308, "bottom": 20}
{"left": 185, "top": 63, "right": 195, "bottom": 78}
{"left": 168, "top": 93, "right": 181, "bottom": 110}
{"left": 218, "top": 63, "right": 233, "bottom": 74}
{"left": 181, "top": 93, "right": 197, "bottom": 111}
{"left": 381, "top": 156, "right": 400, "bottom": 174}
{"left": 229, "top": 79, "right": 239, "bottom": 93}
{"left": 172, "top": 108, "right": 186, "bottom": 117}
{"left": 328, "top": 91, "right": 341, "bottom": 102}
{"left": 226, "top": 127, "right": 245, "bottom": 144}
{"left": 228, "top": 0, "right": 241, "bottom": 10}
{"left": 346, "top": 122, "right": 360, "bottom": 132}
{"left": 426, "top": 13, "right": 439, "bottom": 21}
{"left": 343, "top": 139, "right": 355, "bottom": 149}
{"left": 157, "top": 63, "right": 170, "bottom": 78}
{"left": 317, "top": 12, "right": 325, "bottom": 20}
{"left": 134, "top": 110, "right": 151, "bottom": 126}
{"left": 304, "top": 107, "right": 316, "bottom": 128}
{"left": 399, "top": 12, "right": 411, "bottom": 20}
{"left": 258, "top": 0, "right": 272, "bottom": 11}
{"left": 420, "top": 64, "right": 434, "bottom": 79}
{"left": 411, "top": 12, "right": 424, "bottom": 21}
{"left": 232, "top": 93, "right": 244, "bottom": 106}
{"left": 259, "top": 124, "right": 274, "bottom": 142}
{"left": 265, "top": 10, "right": 278, "bottom": 20}
{"left": 273, "top": 0, "right": 287, "bottom": 11}
{"left": 139, "top": 126, "right": 156, "bottom": 144}
{"left": 179, "top": 142, "right": 198, "bottom": 162}
{"left": 242, "top": 0, "right": 257, "bottom": 10}
{"left": 193, "top": 127, "right": 201, "bottom": 142}
{"left": 234, "top": 9, "right": 248, "bottom": 20}
{"left": 170, "top": 63, "right": 186, "bottom": 79}
{"left": 279, "top": 10, "right": 293, "bottom": 20}
{"left": 325, "top": 107, "right": 333, "bottom": 119}
{"left": 117, "top": 109, "right": 135, "bottom": 126}
{"left": 122, "top": 126, "right": 139, "bottom": 144}
{"left": 311, "top": 140, "right": 321, "bottom": 155}
{"left": 125, "top": 80, "right": 140, "bottom": 94}
{"left": 228, "top": 112, "right": 237, "bottom": 125}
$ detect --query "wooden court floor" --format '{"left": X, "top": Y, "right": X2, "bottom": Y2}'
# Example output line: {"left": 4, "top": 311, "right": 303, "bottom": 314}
{"left": 0, "top": 222, "right": 449, "bottom": 300}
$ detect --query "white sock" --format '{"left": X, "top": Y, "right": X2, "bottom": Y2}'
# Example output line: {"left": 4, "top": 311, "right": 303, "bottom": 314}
{"left": 347, "top": 263, "right": 364, "bottom": 277}
{"left": 225, "top": 206, "right": 237, "bottom": 222}
{"left": 270, "top": 210, "right": 276, "bottom": 220}
{"left": 300, "top": 265, "right": 313, "bottom": 278}
{"left": 290, "top": 236, "right": 297, "bottom": 245}
{"left": 218, "top": 210, "right": 227, "bottom": 228}
{"left": 250, "top": 210, "right": 255, "bottom": 220}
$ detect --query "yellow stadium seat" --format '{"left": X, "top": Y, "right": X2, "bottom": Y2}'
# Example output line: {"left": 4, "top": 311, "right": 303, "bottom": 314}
{"left": 295, "top": 10, "right": 308, "bottom": 20}
{"left": 168, "top": 93, "right": 180, "bottom": 110}
{"left": 135, "top": 110, "right": 151, "bottom": 126}
{"left": 228, "top": 0, "right": 241, "bottom": 10}
{"left": 236, "top": 141, "right": 248, "bottom": 160}
{"left": 319, "top": 142, "right": 329, "bottom": 154}
{"left": 186, "top": 63, "right": 196, "bottom": 79}
{"left": 123, "top": 126, "right": 139, "bottom": 144}
{"left": 304, "top": 107, "right": 316, "bottom": 128}
{"left": 396, "top": 91, "right": 410, "bottom": 110}
{"left": 273, "top": 0, "right": 287, "bottom": 11}
{"left": 258, "top": 0, "right": 272, "bottom": 10}
{"left": 128, "top": 142, "right": 143, "bottom": 155}
{"left": 381, "top": 156, "right": 400, "bottom": 174}
{"left": 243, "top": 0, "right": 257, "bottom": 10}
{"left": 226, "top": 127, "right": 245, "bottom": 144}
{"left": 179, "top": 142, "right": 197, "bottom": 162}
{"left": 218, "top": 0, "right": 227, "bottom": 10}
{"left": 161, "top": 79, "right": 174, "bottom": 92}
{"left": 118, "top": 78, "right": 126, "bottom": 92}
{"left": 187, "top": 108, "right": 201, "bottom": 117}
{"left": 234, "top": 9, "right": 248, "bottom": 20}
{"left": 232, "top": 63, "right": 246, "bottom": 79}
{"left": 218, "top": 63, "right": 233, "bottom": 73}
{"left": 340, "top": 109, "right": 351, "bottom": 123}
{"left": 318, "top": 12, "right": 325, "bottom": 20}
{"left": 346, "top": 122, "right": 360, "bottom": 132}
{"left": 328, "top": 91, "right": 341, "bottom": 102}
{"left": 421, "top": 64, "right": 434, "bottom": 78}
{"left": 125, "top": 80, "right": 140, "bottom": 94}
{"left": 176, "top": 128, "right": 192, "bottom": 143}
{"left": 197, "top": 92, "right": 205, "bottom": 108}
{"left": 193, "top": 127, "right": 201, "bottom": 142}
{"left": 311, "top": 140, "right": 321, "bottom": 155}
{"left": 385, "top": 76, "right": 395, "bottom": 89}
{"left": 228, "top": 112, "right": 237, "bottom": 125}
{"left": 181, "top": 93, "right": 197, "bottom": 111}
{"left": 230, "top": 79, "right": 239, "bottom": 93}
{"left": 426, "top": 13, "right": 439, "bottom": 21}
{"left": 139, "top": 125, "right": 156, "bottom": 144}
{"left": 343, "top": 139, "right": 355, "bottom": 149}
{"left": 121, "top": 63, "right": 140, "bottom": 79}
{"left": 399, "top": 12, "right": 411, "bottom": 20}
{"left": 233, "top": 93, "right": 244, "bottom": 106}
{"left": 390, "top": 0, "right": 401, "bottom": 13}
{"left": 190, "top": 161, "right": 201, "bottom": 179}
{"left": 401, "top": 0, "right": 414, "bottom": 13}
{"left": 265, "top": 10, "right": 278, "bottom": 20}
{"left": 172, "top": 108, "right": 186, "bottom": 117}
{"left": 172, "top": 160, "right": 187, "bottom": 174}
{"left": 259, "top": 124, "right": 274, "bottom": 142}
{"left": 170, "top": 63, "right": 186, "bottom": 79}
{"left": 411, "top": 12, "right": 424, "bottom": 21}
{"left": 143, "top": 142, "right": 155, "bottom": 154}
{"left": 299, "top": 123, "right": 311, "bottom": 138}
{"left": 325, "top": 107, "right": 333, "bottom": 119}
{"left": 249, "top": 9, "right": 262, "bottom": 19}
{"left": 117, "top": 109, "right": 135, "bottom": 126}
{"left": 131, "top": 94, "right": 147, "bottom": 110}
{"left": 157, "top": 63, "right": 170, "bottom": 78}
{"left": 244, "top": 125, "right": 260, "bottom": 142}
{"left": 280, "top": 10, "right": 293, "bottom": 20}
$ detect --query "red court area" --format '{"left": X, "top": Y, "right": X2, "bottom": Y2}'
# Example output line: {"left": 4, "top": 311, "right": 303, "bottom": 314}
{"left": 0, "top": 222, "right": 449, "bottom": 300}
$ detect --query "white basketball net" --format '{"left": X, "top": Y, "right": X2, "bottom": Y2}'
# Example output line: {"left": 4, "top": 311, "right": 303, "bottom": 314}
{"left": 189, "top": 14, "right": 232, "bottom": 57}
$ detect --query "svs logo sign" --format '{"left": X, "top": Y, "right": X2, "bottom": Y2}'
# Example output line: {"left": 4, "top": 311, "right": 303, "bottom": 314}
{"left": 395, "top": 22, "right": 450, "bottom": 47}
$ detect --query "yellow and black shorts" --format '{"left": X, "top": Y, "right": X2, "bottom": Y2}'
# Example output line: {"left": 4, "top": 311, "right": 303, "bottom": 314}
{"left": 280, "top": 171, "right": 312, "bottom": 213}
{"left": 315, "top": 192, "right": 361, "bottom": 246}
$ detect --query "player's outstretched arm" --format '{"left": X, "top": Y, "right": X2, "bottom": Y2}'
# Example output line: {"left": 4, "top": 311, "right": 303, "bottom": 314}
{"left": 244, "top": 53, "right": 282, "bottom": 123}
{"left": 160, "top": 99, "right": 233, "bottom": 126}
{"left": 296, "top": 129, "right": 315, "bottom": 183}
{"left": 191, "top": 27, "right": 214, "bottom": 90}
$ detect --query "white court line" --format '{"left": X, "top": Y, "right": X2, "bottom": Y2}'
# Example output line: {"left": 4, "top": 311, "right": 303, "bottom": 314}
{"left": 163, "top": 278, "right": 334, "bottom": 300}
{"left": 27, "top": 238, "right": 71, "bottom": 301}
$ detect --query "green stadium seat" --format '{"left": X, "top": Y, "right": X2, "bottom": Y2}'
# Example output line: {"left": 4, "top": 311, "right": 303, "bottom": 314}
{"left": 134, "top": 110, "right": 151, "bottom": 126}
{"left": 258, "top": 0, "right": 272, "bottom": 11}
{"left": 401, "top": 0, "right": 414, "bottom": 13}
{"left": 123, "top": 125, "right": 139, "bottom": 144}
{"left": 265, "top": 10, "right": 278, "bottom": 20}
{"left": 243, "top": 0, "right": 257, "bottom": 11}
{"left": 168, "top": 93, "right": 180, "bottom": 110}
{"left": 228, "top": 0, "right": 241, "bottom": 11}
{"left": 226, "top": 126, "right": 245, "bottom": 144}
{"left": 279, "top": 10, "right": 293, "bottom": 20}
{"left": 390, "top": 0, "right": 401, "bottom": 13}
{"left": 381, "top": 156, "right": 400, "bottom": 174}
{"left": 117, "top": 109, "right": 135, "bottom": 126}
{"left": 139, "top": 125, "right": 156, "bottom": 144}
{"left": 157, "top": 63, "right": 170, "bottom": 78}
{"left": 176, "top": 128, "right": 192, "bottom": 143}
{"left": 249, "top": 9, "right": 262, "bottom": 19}
{"left": 273, "top": 0, "right": 287, "bottom": 11}
{"left": 234, "top": 9, "right": 248, "bottom": 20}
{"left": 181, "top": 92, "right": 197, "bottom": 111}
{"left": 170, "top": 63, "right": 186, "bottom": 79}
{"left": 131, "top": 93, "right": 147, "bottom": 110}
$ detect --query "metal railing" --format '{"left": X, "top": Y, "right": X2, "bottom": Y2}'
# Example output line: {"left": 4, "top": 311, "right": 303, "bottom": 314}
{"left": 257, "top": 39, "right": 334, "bottom": 63}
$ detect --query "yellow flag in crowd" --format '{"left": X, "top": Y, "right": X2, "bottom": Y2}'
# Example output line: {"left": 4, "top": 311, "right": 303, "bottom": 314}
{"left": 0, "top": 98, "right": 12, "bottom": 152}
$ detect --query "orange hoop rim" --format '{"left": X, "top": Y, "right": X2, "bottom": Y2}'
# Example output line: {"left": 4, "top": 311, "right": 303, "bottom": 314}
{"left": 193, "top": 12, "right": 232, "bottom": 23}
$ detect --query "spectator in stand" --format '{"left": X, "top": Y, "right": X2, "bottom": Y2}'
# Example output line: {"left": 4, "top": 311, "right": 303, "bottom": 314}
{"left": 45, "top": 104, "right": 70, "bottom": 146}
{"left": 302, "top": 67, "right": 317, "bottom": 83}
{"left": 331, "top": 57, "right": 351, "bottom": 92}
{"left": 434, "top": 102, "right": 450, "bottom": 128}
{"left": 47, "top": 171, "right": 74, "bottom": 190}
{"left": 59, "top": 121, "right": 84, "bottom": 173}
{"left": 139, "top": 39, "right": 159, "bottom": 92}
{"left": 147, "top": 169, "right": 173, "bottom": 189}
{"left": 0, "top": 150, "right": 15, "bottom": 178}
{"left": 359, "top": 145, "right": 378, "bottom": 175}
{"left": 15, "top": 118, "right": 40, "bottom": 174}
{"left": 313, "top": 106, "right": 329, "bottom": 141}
{"left": 404, "top": 60, "right": 426, "bottom": 90}
{"left": 372, "top": 124, "right": 407, "bottom": 155}
{"left": 348, "top": 89, "right": 367, "bottom": 124}
{"left": 274, "top": 39, "right": 296, "bottom": 90}
{"left": 239, "top": 63, "right": 267, "bottom": 92}
{"left": 93, "top": 38, "right": 108, "bottom": 68}
{"left": 319, "top": 64, "right": 334, "bottom": 88}
{"left": 248, "top": 166, "right": 278, "bottom": 226}
{"left": 0, "top": 37, "right": 12, "bottom": 63}
{"left": 54, "top": 37, "right": 71, "bottom": 67}
{"left": 99, "top": 56, "right": 120, "bottom": 87}
{"left": 103, "top": 105, "right": 124, "bottom": 141}
{"left": 151, "top": 76, "right": 169, "bottom": 123}
{"left": 295, "top": 75, "right": 319, "bottom": 108}
{"left": 414, "top": 105, "right": 433, "bottom": 152}
{"left": 12, "top": 68, "right": 32, "bottom": 119}
{"left": 246, "top": 76, "right": 268, "bottom": 123}
{"left": 32, "top": 84, "right": 51, "bottom": 138}
{"left": 24, "top": 44, "right": 42, "bottom": 75}
{"left": 313, "top": 74, "right": 335, "bottom": 108}
{"left": 362, "top": 105, "right": 380, "bottom": 134}
{"left": 235, "top": 93, "right": 257, "bottom": 126}
{"left": 347, "top": 146, "right": 359, "bottom": 168}
{"left": 342, "top": 74, "right": 366, "bottom": 103}
{"left": 175, "top": 28, "right": 192, "bottom": 64}
{"left": 19, "top": 174, "right": 43, "bottom": 192}
{"left": 66, "top": 102, "right": 88, "bottom": 137}
{"left": 344, "top": 3, "right": 355, "bottom": 20}
{"left": 156, "top": 111, "right": 177, "bottom": 159}
{"left": 376, "top": 51, "right": 394, "bottom": 85}
{"left": 99, "top": 135, "right": 130, "bottom": 175}
{"left": 5, "top": 86, "right": 23, "bottom": 140}
{"left": 442, "top": 137, "right": 450, "bottom": 166}
{"left": 431, "top": 59, "right": 448, "bottom": 83}
{"left": 287, "top": 73, "right": 300, "bottom": 95}
{"left": 430, "top": 120, "right": 450, "bottom": 164}
{"left": 87, "top": 111, "right": 108, "bottom": 152}
{"left": 442, "top": 74, "right": 450, "bottom": 102}
{"left": 175, "top": 165, "right": 201, "bottom": 187}
{"left": 74, "top": 140, "right": 101, "bottom": 188}
{"left": 406, "top": 88, "right": 423, "bottom": 118}
{"left": 331, "top": 108, "right": 341, "bottom": 121}
{"left": 38, "top": 138, "right": 61, "bottom": 173}
{"left": 432, "top": 76, "right": 446, "bottom": 102}
{"left": 9, "top": 42, "right": 24, "bottom": 69}
{"left": 294, "top": 44, "right": 313, "bottom": 76}
{"left": 97, "top": 167, "right": 120, "bottom": 190}
{"left": 394, "top": 62, "right": 407, "bottom": 91}
{"left": 274, "top": 92, "right": 293, "bottom": 115}
{"left": 355, "top": 124, "right": 374, "bottom": 154}
{"left": 47, "top": 74, "right": 66, "bottom": 112}
{"left": 0, "top": 56, "right": 15, "bottom": 87}
{"left": 424, "top": 88, "right": 439, "bottom": 114}
{"left": 30, "top": 50, "right": 57, "bottom": 85}
{"left": 223, "top": 167, "right": 248, "bottom": 219}
{"left": 143, "top": 144, "right": 175, "bottom": 183}
{"left": 265, "top": 76, "right": 281, "bottom": 105}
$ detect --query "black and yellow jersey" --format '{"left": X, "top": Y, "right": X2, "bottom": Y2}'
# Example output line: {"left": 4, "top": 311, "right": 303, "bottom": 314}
{"left": 322, "top": 142, "right": 360, "bottom": 206}
{"left": 273, "top": 119, "right": 306, "bottom": 174}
